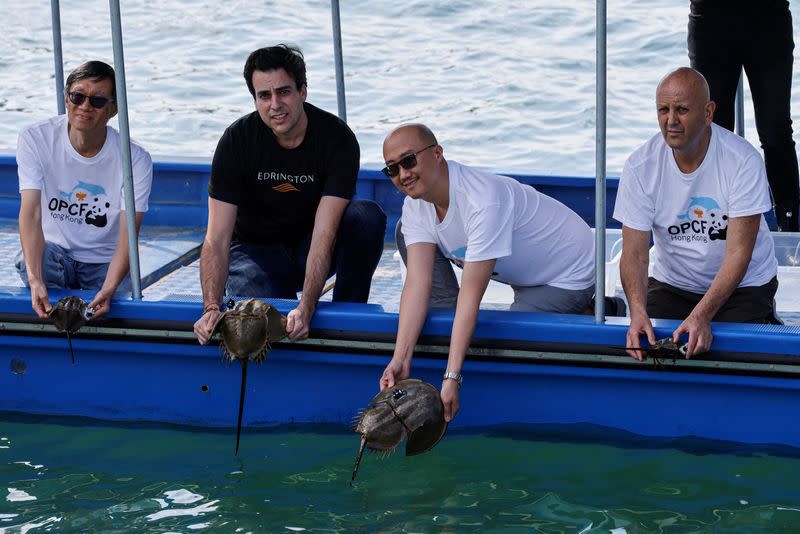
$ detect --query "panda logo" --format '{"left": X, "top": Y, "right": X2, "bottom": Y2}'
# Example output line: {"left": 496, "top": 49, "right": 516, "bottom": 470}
{"left": 708, "top": 210, "right": 728, "bottom": 241}
{"left": 85, "top": 196, "right": 111, "bottom": 228}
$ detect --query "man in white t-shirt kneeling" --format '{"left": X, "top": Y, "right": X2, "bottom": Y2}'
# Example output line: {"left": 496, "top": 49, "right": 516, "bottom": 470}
{"left": 379, "top": 124, "right": 595, "bottom": 422}
{"left": 614, "top": 67, "right": 779, "bottom": 360}
{"left": 16, "top": 60, "right": 153, "bottom": 319}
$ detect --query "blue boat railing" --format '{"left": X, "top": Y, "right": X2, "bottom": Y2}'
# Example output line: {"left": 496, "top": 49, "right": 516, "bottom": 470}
{"left": 108, "top": 0, "right": 143, "bottom": 299}
{"left": 594, "top": 0, "right": 607, "bottom": 323}
{"left": 0, "top": 154, "right": 623, "bottom": 241}
{"left": 49, "top": 0, "right": 65, "bottom": 116}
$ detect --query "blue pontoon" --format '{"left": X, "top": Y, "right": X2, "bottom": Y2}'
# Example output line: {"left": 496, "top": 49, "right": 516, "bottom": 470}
{"left": 1, "top": 0, "right": 799, "bottom": 450}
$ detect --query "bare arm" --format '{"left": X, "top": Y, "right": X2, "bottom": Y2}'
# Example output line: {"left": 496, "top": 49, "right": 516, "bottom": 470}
{"left": 286, "top": 195, "right": 349, "bottom": 341}
{"left": 193, "top": 197, "right": 237, "bottom": 344}
{"left": 619, "top": 225, "right": 656, "bottom": 360}
{"left": 380, "top": 242, "right": 437, "bottom": 389}
{"left": 88, "top": 212, "right": 145, "bottom": 319}
{"left": 674, "top": 214, "right": 760, "bottom": 357}
{"left": 440, "top": 258, "right": 494, "bottom": 421}
{"left": 18, "top": 189, "right": 50, "bottom": 318}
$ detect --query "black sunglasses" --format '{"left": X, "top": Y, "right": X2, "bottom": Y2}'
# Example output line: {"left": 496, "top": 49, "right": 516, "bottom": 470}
{"left": 67, "top": 91, "right": 115, "bottom": 109}
{"left": 382, "top": 144, "right": 437, "bottom": 178}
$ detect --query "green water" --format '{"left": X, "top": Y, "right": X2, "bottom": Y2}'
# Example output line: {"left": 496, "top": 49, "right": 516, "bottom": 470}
{"left": 1, "top": 418, "right": 799, "bottom": 533}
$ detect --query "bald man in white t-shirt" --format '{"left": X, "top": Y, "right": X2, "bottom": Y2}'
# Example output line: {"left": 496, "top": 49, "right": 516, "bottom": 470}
{"left": 379, "top": 123, "right": 595, "bottom": 423}
{"left": 614, "top": 67, "right": 779, "bottom": 360}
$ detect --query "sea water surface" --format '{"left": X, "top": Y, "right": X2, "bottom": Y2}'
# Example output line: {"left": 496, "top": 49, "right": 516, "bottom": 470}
{"left": 2, "top": 417, "right": 800, "bottom": 533}
{"left": 3, "top": 0, "right": 800, "bottom": 174}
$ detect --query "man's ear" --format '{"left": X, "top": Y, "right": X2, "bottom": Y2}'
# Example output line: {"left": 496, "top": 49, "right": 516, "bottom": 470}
{"left": 705, "top": 100, "right": 716, "bottom": 125}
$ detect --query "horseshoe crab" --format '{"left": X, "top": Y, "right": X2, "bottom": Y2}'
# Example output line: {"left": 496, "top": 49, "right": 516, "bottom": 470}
{"left": 351, "top": 379, "right": 448, "bottom": 482}
{"left": 48, "top": 296, "right": 92, "bottom": 364}
{"left": 213, "top": 298, "right": 287, "bottom": 454}
{"left": 612, "top": 337, "right": 689, "bottom": 364}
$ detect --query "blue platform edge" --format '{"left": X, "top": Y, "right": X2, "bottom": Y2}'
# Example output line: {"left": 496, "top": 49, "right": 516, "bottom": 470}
{"left": 2, "top": 288, "right": 799, "bottom": 358}
{"left": 2, "top": 287, "right": 800, "bottom": 448}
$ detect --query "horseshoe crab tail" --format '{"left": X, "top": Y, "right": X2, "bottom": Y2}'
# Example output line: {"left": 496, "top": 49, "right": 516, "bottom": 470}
{"left": 350, "top": 436, "right": 367, "bottom": 484}
{"left": 67, "top": 332, "right": 75, "bottom": 365}
{"left": 235, "top": 360, "right": 248, "bottom": 455}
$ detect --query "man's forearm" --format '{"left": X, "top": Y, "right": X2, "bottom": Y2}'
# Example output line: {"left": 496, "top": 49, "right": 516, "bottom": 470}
{"left": 200, "top": 241, "right": 230, "bottom": 309}
{"left": 446, "top": 302, "right": 479, "bottom": 376}
{"left": 299, "top": 234, "right": 335, "bottom": 313}
{"left": 690, "top": 254, "right": 750, "bottom": 322}
{"left": 393, "top": 275, "right": 432, "bottom": 363}
{"left": 446, "top": 261, "right": 493, "bottom": 374}
{"left": 620, "top": 253, "right": 649, "bottom": 318}
{"left": 100, "top": 214, "right": 144, "bottom": 293}
{"left": 692, "top": 215, "right": 760, "bottom": 322}
{"left": 19, "top": 218, "right": 45, "bottom": 284}
{"left": 101, "top": 243, "right": 131, "bottom": 292}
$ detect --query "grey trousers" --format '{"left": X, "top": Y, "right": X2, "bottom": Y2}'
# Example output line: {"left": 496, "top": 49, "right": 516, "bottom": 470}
{"left": 395, "top": 221, "right": 594, "bottom": 313}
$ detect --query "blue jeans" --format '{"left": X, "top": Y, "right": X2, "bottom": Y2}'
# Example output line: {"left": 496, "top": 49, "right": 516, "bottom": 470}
{"left": 226, "top": 199, "right": 386, "bottom": 302}
{"left": 15, "top": 241, "right": 131, "bottom": 292}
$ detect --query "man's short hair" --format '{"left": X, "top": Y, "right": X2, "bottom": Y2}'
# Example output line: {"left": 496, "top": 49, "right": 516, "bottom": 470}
{"left": 243, "top": 44, "right": 307, "bottom": 97}
{"left": 64, "top": 61, "right": 116, "bottom": 98}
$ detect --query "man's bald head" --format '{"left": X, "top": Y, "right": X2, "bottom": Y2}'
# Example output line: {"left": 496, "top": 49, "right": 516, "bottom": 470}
{"left": 382, "top": 123, "right": 446, "bottom": 201}
{"left": 657, "top": 67, "right": 710, "bottom": 104}
{"left": 383, "top": 123, "right": 438, "bottom": 153}
{"left": 655, "top": 67, "right": 716, "bottom": 167}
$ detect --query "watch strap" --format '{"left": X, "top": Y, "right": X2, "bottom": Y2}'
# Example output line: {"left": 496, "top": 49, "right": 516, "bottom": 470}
{"left": 443, "top": 371, "right": 462, "bottom": 386}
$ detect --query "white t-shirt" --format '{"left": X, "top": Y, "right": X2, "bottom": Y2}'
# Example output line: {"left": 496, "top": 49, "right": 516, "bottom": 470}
{"left": 17, "top": 115, "right": 153, "bottom": 263}
{"left": 401, "top": 160, "right": 595, "bottom": 290}
{"left": 613, "top": 123, "right": 777, "bottom": 293}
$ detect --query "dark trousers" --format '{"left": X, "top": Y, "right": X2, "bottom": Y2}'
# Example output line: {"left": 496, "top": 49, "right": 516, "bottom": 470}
{"left": 226, "top": 199, "right": 386, "bottom": 302}
{"left": 688, "top": 0, "right": 799, "bottom": 231}
{"left": 647, "top": 276, "right": 780, "bottom": 324}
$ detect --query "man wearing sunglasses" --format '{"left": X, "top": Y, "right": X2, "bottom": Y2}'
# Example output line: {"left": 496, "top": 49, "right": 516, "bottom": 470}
{"left": 193, "top": 45, "right": 386, "bottom": 345}
{"left": 15, "top": 60, "right": 153, "bottom": 320}
{"left": 379, "top": 124, "right": 595, "bottom": 422}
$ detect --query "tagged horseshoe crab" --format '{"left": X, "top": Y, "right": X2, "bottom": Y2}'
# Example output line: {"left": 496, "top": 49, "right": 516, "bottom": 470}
{"left": 351, "top": 379, "right": 448, "bottom": 482}
{"left": 613, "top": 337, "right": 689, "bottom": 363}
{"left": 213, "top": 298, "right": 287, "bottom": 454}
{"left": 48, "top": 296, "right": 93, "bottom": 364}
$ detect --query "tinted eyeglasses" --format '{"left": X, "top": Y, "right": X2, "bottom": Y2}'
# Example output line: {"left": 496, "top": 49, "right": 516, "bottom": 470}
{"left": 67, "top": 91, "right": 115, "bottom": 109}
{"left": 382, "top": 144, "right": 437, "bottom": 178}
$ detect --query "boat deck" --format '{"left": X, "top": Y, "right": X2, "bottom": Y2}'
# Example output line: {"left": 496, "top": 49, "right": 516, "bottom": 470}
{"left": 0, "top": 223, "right": 511, "bottom": 312}
{"left": 3, "top": 222, "right": 800, "bottom": 323}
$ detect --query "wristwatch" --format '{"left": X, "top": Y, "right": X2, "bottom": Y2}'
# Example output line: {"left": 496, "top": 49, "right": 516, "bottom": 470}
{"left": 443, "top": 371, "right": 462, "bottom": 387}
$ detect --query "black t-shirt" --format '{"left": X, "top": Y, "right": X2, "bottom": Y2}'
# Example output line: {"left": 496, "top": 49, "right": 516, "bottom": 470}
{"left": 208, "top": 103, "right": 359, "bottom": 245}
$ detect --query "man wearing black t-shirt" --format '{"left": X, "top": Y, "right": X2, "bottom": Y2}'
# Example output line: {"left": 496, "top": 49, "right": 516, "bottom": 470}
{"left": 193, "top": 45, "right": 386, "bottom": 343}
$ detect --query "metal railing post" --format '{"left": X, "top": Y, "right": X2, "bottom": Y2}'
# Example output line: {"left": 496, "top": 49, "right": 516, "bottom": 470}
{"left": 109, "top": 0, "right": 143, "bottom": 299}
{"left": 330, "top": 0, "right": 347, "bottom": 122}
{"left": 50, "top": 0, "right": 65, "bottom": 115}
{"left": 735, "top": 67, "right": 745, "bottom": 137}
{"left": 594, "top": 0, "right": 607, "bottom": 323}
